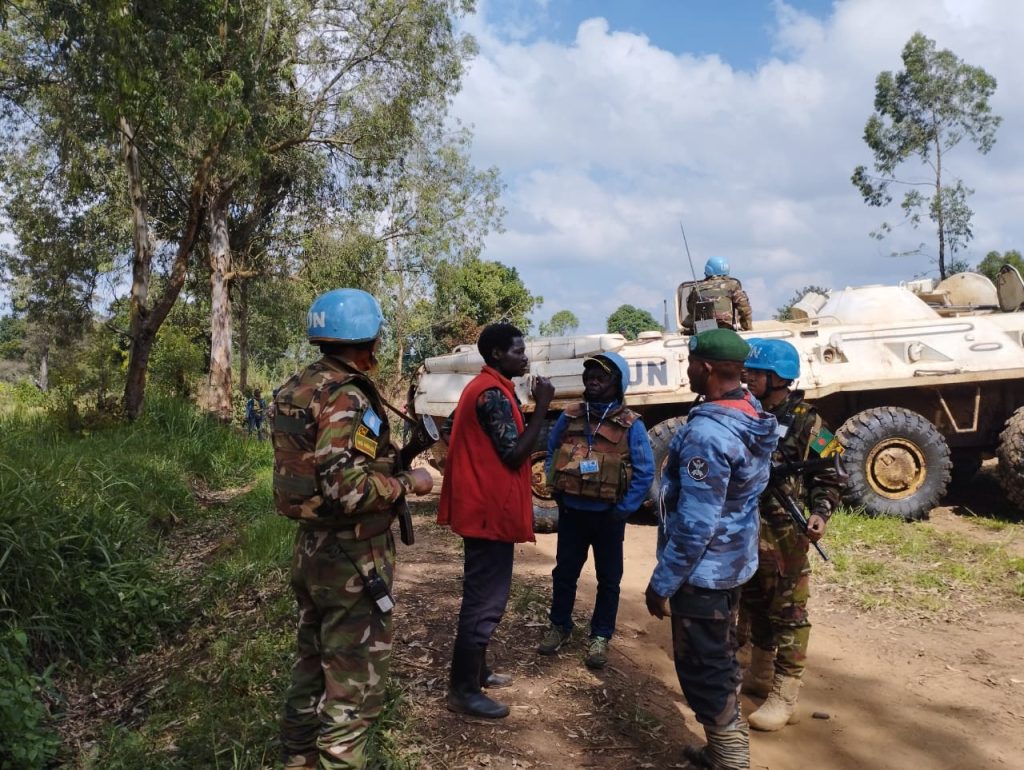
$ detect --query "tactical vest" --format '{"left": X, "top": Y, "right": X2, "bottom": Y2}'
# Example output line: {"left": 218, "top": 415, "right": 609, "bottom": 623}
{"left": 549, "top": 403, "right": 638, "bottom": 503}
{"left": 271, "top": 358, "right": 394, "bottom": 538}
{"left": 700, "top": 277, "right": 741, "bottom": 323}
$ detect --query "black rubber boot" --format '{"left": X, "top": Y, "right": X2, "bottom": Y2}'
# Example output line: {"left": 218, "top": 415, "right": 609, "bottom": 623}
{"left": 447, "top": 645, "right": 510, "bottom": 718}
{"left": 480, "top": 646, "right": 513, "bottom": 689}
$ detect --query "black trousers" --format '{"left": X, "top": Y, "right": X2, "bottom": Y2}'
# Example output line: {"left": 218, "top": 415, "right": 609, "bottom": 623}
{"left": 454, "top": 537, "right": 514, "bottom": 649}
{"left": 670, "top": 583, "right": 742, "bottom": 727}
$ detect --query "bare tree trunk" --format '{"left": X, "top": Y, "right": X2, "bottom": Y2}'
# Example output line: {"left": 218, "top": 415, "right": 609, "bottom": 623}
{"left": 238, "top": 279, "right": 250, "bottom": 394}
{"left": 120, "top": 117, "right": 215, "bottom": 420}
{"left": 206, "top": 192, "right": 234, "bottom": 422}
{"left": 37, "top": 344, "right": 49, "bottom": 392}
{"left": 935, "top": 135, "right": 947, "bottom": 280}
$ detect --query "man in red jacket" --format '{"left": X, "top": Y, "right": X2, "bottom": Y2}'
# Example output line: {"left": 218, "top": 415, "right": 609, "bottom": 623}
{"left": 438, "top": 322, "right": 555, "bottom": 719}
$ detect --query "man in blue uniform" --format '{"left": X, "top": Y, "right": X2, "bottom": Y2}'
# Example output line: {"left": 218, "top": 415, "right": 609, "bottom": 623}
{"left": 645, "top": 328, "right": 778, "bottom": 770}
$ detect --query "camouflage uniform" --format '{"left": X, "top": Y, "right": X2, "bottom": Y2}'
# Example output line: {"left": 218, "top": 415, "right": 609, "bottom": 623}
{"left": 740, "top": 391, "right": 843, "bottom": 677}
{"left": 273, "top": 355, "right": 417, "bottom": 770}
{"left": 684, "top": 276, "right": 753, "bottom": 332}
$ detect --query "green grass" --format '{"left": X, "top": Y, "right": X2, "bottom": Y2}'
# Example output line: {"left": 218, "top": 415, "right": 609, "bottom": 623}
{"left": 821, "top": 509, "right": 1024, "bottom": 612}
{"left": 0, "top": 396, "right": 417, "bottom": 770}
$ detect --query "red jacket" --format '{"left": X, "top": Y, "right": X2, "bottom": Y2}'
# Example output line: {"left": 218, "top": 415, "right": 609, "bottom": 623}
{"left": 437, "top": 366, "right": 535, "bottom": 543}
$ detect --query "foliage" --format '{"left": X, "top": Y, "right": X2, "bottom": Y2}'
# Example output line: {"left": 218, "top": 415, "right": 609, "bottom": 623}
{"left": 539, "top": 309, "right": 580, "bottom": 337}
{"left": 775, "top": 284, "right": 831, "bottom": 321}
{"left": 975, "top": 250, "right": 1024, "bottom": 283}
{"left": 405, "top": 257, "right": 541, "bottom": 370}
{"left": 851, "top": 32, "right": 1001, "bottom": 279}
{"left": 606, "top": 304, "right": 660, "bottom": 340}
{"left": 0, "top": 629, "right": 60, "bottom": 770}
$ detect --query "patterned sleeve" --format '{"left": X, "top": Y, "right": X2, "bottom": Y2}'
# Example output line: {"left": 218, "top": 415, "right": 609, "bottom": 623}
{"left": 476, "top": 387, "right": 521, "bottom": 466}
{"left": 313, "top": 380, "right": 409, "bottom": 516}
{"left": 650, "top": 425, "right": 733, "bottom": 597}
{"left": 733, "top": 287, "right": 753, "bottom": 330}
{"left": 798, "top": 408, "right": 844, "bottom": 519}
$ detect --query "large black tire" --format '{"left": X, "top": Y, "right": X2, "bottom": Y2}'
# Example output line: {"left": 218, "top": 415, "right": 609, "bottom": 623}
{"left": 531, "top": 419, "right": 559, "bottom": 533}
{"left": 996, "top": 407, "right": 1024, "bottom": 509}
{"left": 836, "top": 407, "right": 951, "bottom": 521}
{"left": 637, "top": 416, "right": 689, "bottom": 523}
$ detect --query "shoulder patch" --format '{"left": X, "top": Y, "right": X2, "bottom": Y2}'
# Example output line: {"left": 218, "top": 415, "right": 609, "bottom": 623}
{"left": 686, "top": 456, "right": 710, "bottom": 481}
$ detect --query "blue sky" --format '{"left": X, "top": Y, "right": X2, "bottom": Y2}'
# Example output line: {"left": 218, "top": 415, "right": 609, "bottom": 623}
{"left": 451, "top": 0, "right": 1024, "bottom": 333}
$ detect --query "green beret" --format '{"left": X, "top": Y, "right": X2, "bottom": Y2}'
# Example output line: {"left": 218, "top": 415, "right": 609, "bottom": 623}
{"left": 688, "top": 328, "right": 750, "bottom": 362}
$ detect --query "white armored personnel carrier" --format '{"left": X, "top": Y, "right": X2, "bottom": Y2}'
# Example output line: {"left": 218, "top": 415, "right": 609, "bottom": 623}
{"left": 412, "top": 267, "right": 1024, "bottom": 525}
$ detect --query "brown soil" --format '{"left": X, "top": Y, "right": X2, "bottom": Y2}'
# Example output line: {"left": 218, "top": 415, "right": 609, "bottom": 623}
{"left": 392, "top": 499, "right": 1024, "bottom": 770}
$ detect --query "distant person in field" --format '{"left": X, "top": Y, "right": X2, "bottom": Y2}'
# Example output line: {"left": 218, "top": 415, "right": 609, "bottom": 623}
{"left": 245, "top": 388, "right": 267, "bottom": 439}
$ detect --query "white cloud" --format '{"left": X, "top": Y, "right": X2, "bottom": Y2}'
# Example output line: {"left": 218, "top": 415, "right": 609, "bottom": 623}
{"left": 454, "top": 0, "right": 1024, "bottom": 331}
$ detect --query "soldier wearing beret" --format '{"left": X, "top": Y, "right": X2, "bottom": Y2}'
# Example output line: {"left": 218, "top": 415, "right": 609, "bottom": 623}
{"left": 645, "top": 328, "right": 779, "bottom": 770}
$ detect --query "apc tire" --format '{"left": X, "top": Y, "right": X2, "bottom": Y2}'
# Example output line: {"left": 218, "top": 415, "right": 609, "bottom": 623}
{"left": 836, "top": 407, "right": 951, "bottom": 521}
{"left": 531, "top": 419, "right": 559, "bottom": 533}
{"left": 638, "top": 416, "right": 689, "bottom": 523}
{"left": 996, "top": 407, "right": 1024, "bottom": 510}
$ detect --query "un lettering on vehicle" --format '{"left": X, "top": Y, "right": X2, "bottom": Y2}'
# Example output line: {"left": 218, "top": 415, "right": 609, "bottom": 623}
{"left": 629, "top": 359, "right": 669, "bottom": 389}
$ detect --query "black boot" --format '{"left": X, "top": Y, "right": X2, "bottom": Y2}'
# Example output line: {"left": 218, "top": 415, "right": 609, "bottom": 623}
{"left": 447, "top": 645, "right": 510, "bottom": 718}
{"left": 480, "top": 646, "right": 513, "bottom": 689}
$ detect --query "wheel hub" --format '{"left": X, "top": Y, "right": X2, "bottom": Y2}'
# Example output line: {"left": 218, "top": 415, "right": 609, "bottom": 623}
{"left": 866, "top": 438, "right": 927, "bottom": 499}
{"left": 531, "top": 451, "right": 556, "bottom": 505}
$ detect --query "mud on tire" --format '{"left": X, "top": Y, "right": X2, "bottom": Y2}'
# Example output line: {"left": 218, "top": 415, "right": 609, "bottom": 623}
{"left": 996, "top": 406, "right": 1024, "bottom": 510}
{"left": 531, "top": 419, "right": 559, "bottom": 533}
{"left": 837, "top": 407, "right": 951, "bottom": 521}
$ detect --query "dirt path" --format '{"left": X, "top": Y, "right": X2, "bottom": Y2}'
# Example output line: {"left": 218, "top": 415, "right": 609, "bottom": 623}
{"left": 391, "top": 501, "right": 1024, "bottom": 770}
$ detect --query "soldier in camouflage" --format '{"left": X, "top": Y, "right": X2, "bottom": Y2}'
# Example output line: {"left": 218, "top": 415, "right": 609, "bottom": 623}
{"left": 740, "top": 338, "right": 844, "bottom": 732}
{"left": 682, "top": 256, "right": 753, "bottom": 333}
{"left": 273, "top": 289, "right": 434, "bottom": 770}
{"left": 645, "top": 329, "right": 778, "bottom": 770}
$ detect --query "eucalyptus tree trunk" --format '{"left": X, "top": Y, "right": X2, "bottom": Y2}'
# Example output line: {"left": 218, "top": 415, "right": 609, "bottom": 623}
{"left": 120, "top": 117, "right": 211, "bottom": 420}
{"left": 37, "top": 344, "right": 49, "bottom": 392}
{"left": 237, "top": 279, "right": 250, "bottom": 394}
{"left": 206, "top": 193, "right": 234, "bottom": 422}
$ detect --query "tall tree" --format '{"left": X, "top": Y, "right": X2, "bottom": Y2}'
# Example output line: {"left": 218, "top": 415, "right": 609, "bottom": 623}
{"left": 851, "top": 32, "right": 1001, "bottom": 280}
{"left": 606, "top": 304, "right": 659, "bottom": 340}
{"left": 539, "top": 310, "right": 580, "bottom": 337}
{"left": 0, "top": 0, "right": 481, "bottom": 420}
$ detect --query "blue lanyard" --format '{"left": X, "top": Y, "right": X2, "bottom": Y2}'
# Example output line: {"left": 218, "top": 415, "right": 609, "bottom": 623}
{"left": 584, "top": 403, "right": 614, "bottom": 456}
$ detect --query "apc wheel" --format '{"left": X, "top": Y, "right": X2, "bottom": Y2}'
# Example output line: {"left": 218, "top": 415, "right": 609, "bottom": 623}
{"left": 640, "top": 416, "right": 689, "bottom": 519}
{"left": 836, "top": 407, "right": 951, "bottom": 521}
{"left": 996, "top": 407, "right": 1024, "bottom": 509}
{"left": 531, "top": 420, "right": 559, "bottom": 533}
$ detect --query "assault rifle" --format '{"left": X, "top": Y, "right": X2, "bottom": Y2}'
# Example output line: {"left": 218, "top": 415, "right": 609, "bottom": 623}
{"left": 767, "top": 453, "right": 847, "bottom": 562}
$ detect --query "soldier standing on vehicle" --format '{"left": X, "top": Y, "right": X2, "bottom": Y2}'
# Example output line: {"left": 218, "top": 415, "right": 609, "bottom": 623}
{"left": 273, "top": 289, "right": 435, "bottom": 770}
{"left": 740, "top": 338, "right": 844, "bottom": 732}
{"left": 645, "top": 329, "right": 778, "bottom": 770}
{"left": 438, "top": 323, "right": 554, "bottom": 719}
{"left": 537, "top": 352, "right": 655, "bottom": 669}
{"left": 683, "top": 256, "right": 753, "bottom": 333}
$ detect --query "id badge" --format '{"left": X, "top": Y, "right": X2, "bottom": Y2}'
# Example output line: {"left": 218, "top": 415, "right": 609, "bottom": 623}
{"left": 579, "top": 458, "right": 600, "bottom": 475}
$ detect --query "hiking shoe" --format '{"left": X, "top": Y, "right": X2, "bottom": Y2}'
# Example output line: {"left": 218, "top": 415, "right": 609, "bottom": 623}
{"left": 585, "top": 636, "right": 609, "bottom": 669}
{"left": 537, "top": 624, "right": 572, "bottom": 655}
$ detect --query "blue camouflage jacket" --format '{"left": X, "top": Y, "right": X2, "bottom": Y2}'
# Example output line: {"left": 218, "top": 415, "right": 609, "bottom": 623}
{"left": 650, "top": 394, "right": 779, "bottom": 595}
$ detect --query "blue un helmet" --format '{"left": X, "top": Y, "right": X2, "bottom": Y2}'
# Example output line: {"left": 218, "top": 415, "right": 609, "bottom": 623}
{"left": 744, "top": 338, "right": 800, "bottom": 381}
{"left": 306, "top": 289, "right": 384, "bottom": 344}
{"left": 583, "top": 350, "right": 632, "bottom": 396}
{"left": 704, "top": 256, "right": 730, "bottom": 277}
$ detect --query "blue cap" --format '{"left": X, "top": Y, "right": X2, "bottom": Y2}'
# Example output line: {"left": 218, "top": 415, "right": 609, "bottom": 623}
{"left": 307, "top": 289, "right": 384, "bottom": 344}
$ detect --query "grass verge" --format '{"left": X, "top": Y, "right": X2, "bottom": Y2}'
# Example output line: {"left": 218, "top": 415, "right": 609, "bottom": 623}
{"left": 820, "top": 508, "right": 1024, "bottom": 616}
